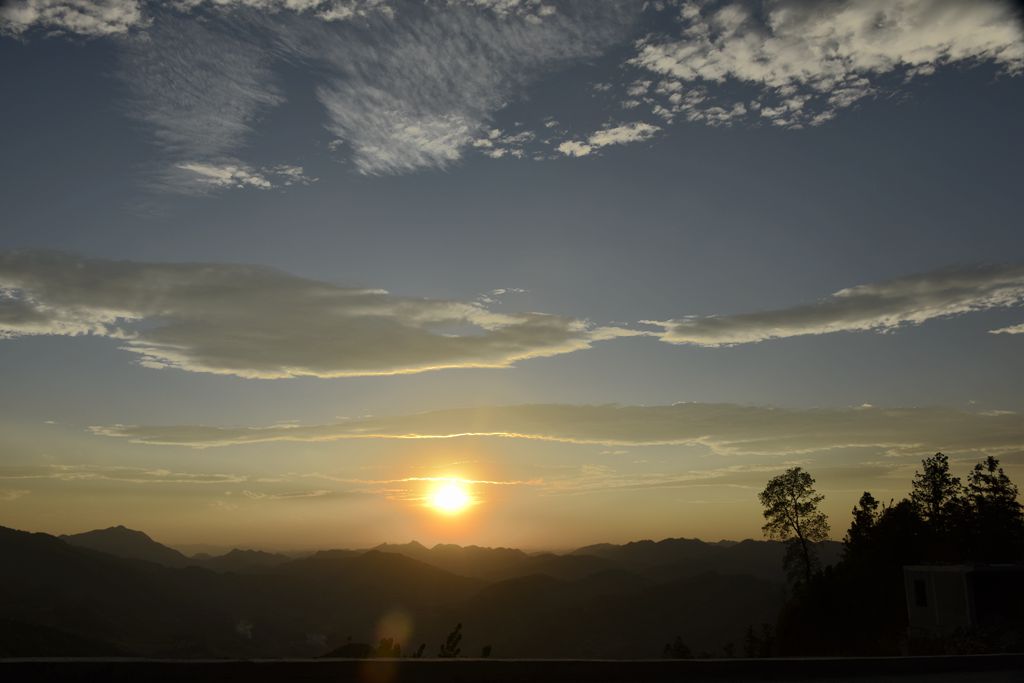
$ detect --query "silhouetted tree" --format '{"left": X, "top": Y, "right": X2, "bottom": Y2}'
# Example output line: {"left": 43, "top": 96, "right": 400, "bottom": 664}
{"left": 480, "top": 644, "right": 492, "bottom": 658}
{"left": 743, "top": 626, "right": 758, "bottom": 658}
{"left": 759, "top": 467, "right": 830, "bottom": 585}
{"left": 910, "top": 452, "right": 963, "bottom": 525}
{"left": 758, "top": 624, "right": 774, "bottom": 658}
{"left": 412, "top": 643, "right": 426, "bottom": 658}
{"left": 663, "top": 635, "right": 692, "bottom": 659}
{"left": 438, "top": 623, "right": 462, "bottom": 658}
{"left": 741, "top": 623, "right": 775, "bottom": 657}
{"left": 967, "top": 456, "right": 1024, "bottom": 561}
{"left": 843, "top": 491, "right": 880, "bottom": 556}
{"left": 775, "top": 453, "right": 1024, "bottom": 657}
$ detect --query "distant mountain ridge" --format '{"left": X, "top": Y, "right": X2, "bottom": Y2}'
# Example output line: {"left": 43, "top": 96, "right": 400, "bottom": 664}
{"left": 193, "top": 548, "right": 292, "bottom": 574}
{"left": 0, "top": 524, "right": 843, "bottom": 658}
{"left": 56, "top": 525, "right": 843, "bottom": 584}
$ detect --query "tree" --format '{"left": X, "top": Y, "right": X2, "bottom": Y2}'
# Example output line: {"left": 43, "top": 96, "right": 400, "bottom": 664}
{"left": 437, "top": 623, "right": 462, "bottom": 658}
{"left": 910, "top": 452, "right": 963, "bottom": 526}
{"left": 967, "top": 456, "right": 1024, "bottom": 561}
{"left": 759, "top": 467, "right": 830, "bottom": 585}
{"left": 663, "top": 635, "right": 692, "bottom": 659}
{"left": 843, "top": 492, "right": 880, "bottom": 559}
{"left": 968, "top": 456, "right": 1021, "bottom": 513}
{"left": 743, "top": 625, "right": 758, "bottom": 658}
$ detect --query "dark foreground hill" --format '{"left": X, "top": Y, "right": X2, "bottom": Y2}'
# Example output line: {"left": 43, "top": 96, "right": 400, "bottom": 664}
{"left": 0, "top": 524, "right": 815, "bottom": 659}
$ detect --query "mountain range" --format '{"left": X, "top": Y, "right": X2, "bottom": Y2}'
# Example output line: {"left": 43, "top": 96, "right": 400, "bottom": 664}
{"left": 2, "top": 524, "right": 842, "bottom": 659}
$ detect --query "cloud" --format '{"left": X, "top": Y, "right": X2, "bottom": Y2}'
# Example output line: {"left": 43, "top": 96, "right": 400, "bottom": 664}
{"left": 651, "top": 264, "right": 1024, "bottom": 346}
{"left": 304, "top": 2, "right": 639, "bottom": 174}
{"left": 557, "top": 121, "right": 660, "bottom": 157}
{"left": 7, "top": 2, "right": 640, "bottom": 180}
{"left": 0, "top": 489, "right": 30, "bottom": 502}
{"left": 0, "top": 464, "right": 246, "bottom": 485}
{"left": 990, "top": 322, "right": 1024, "bottom": 335}
{"left": 241, "top": 488, "right": 334, "bottom": 500}
{"left": 175, "top": 1, "right": 394, "bottom": 23}
{"left": 8, "top": 0, "right": 1021, "bottom": 181}
{"left": 168, "top": 161, "right": 315, "bottom": 193}
{"left": 0, "top": 250, "right": 636, "bottom": 378}
{"left": 0, "top": 0, "right": 147, "bottom": 37}
{"left": 117, "top": 13, "right": 285, "bottom": 161}
{"left": 630, "top": 0, "right": 1024, "bottom": 128}
{"left": 92, "top": 402, "right": 1024, "bottom": 457}
{"left": 0, "top": 0, "right": 394, "bottom": 38}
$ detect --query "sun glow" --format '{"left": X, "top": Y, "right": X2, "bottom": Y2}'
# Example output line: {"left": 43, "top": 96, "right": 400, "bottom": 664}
{"left": 428, "top": 480, "right": 472, "bottom": 515}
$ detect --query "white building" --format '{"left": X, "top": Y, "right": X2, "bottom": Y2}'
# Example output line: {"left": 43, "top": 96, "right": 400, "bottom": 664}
{"left": 903, "top": 564, "right": 1024, "bottom": 637}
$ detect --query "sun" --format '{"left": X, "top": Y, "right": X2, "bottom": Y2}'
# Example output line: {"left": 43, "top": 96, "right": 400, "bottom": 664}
{"left": 428, "top": 480, "right": 472, "bottom": 515}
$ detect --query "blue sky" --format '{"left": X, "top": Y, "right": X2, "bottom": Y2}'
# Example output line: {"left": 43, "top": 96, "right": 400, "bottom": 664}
{"left": 1, "top": 0, "right": 1023, "bottom": 550}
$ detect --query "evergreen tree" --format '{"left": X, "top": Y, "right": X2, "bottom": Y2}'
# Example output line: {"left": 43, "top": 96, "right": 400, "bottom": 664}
{"left": 438, "top": 623, "right": 462, "bottom": 658}
{"left": 844, "top": 491, "right": 880, "bottom": 554}
{"left": 743, "top": 625, "right": 758, "bottom": 658}
{"left": 967, "top": 456, "right": 1024, "bottom": 561}
{"left": 910, "top": 452, "right": 963, "bottom": 525}
{"left": 663, "top": 635, "right": 692, "bottom": 659}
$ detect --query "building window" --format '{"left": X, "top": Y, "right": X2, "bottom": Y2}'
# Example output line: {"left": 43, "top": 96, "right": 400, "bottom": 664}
{"left": 914, "top": 579, "right": 928, "bottom": 607}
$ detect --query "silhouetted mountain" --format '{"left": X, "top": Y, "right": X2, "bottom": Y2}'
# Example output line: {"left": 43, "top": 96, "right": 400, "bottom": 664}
{"left": 371, "top": 542, "right": 614, "bottom": 581}
{"left": 306, "top": 548, "right": 362, "bottom": 561}
{"left": 195, "top": 548, "right": 292, "bottom": 574}
{"left": 374, "top": 541, "right": 530, "bottom": 579}
{"left": 573, "top": 537, "right": 843, "bottom": 582}
{"left": 0, "top": 619, "right": 126, "bottom": 657}
{"left": 283, "top": 550, "right": 484, "bottom": 606}
{"left": 60, "top": 525, "right": 191, "bottom": 567}
{"left": 0, "top": 524, "right": 813, "bottom": 659}
{"left": 1, "top": 525, "right": 478, "bottom": 658}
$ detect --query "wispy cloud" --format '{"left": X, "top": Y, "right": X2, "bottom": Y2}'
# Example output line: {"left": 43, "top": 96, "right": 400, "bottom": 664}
{"left": 302, "top": 2, "right": 639, "bottom": 174}
{"left": 0, "top": 250, "right": 636, "bottom": 378}
{"left": 5, "top": 1, "right": 1022, "bottom": 182}
{"left": 990, "top": 322, "right": 1024, "bottom": 335}
{"left": 240, "top": 488, "right": 334, "bottom": 500}
{"left": 0, "top": 463, "right": 246, "bottom": 485}
{"left": 92, "top": 402, "right": 1024, "bottom": 457}
{"left": 115, "top": 11, "right": 291, "bottom": 192}
{"left": 651, "top": 264, "right": 1024, "bottom": 346}
{"left": 0, "top": 463, "right": 364, "bottom": 501}
{"left": 4, "top": 1, "right": 644, "bottom": 181}
{"left": 629, "top": 0, "right": 1024, "bottom": 128}
{"left": 169, "top": 161, "right": 315, "bottom": 193}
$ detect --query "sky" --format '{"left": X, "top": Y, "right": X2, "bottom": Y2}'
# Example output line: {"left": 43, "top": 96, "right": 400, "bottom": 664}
{"left": 1, "top": 0, "right": 1023, "bottom": 552}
